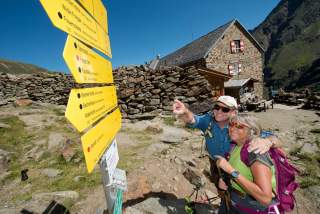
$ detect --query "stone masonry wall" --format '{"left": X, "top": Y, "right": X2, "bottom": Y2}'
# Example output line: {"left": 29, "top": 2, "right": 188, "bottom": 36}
{"left": 205, "top": 24, "right": 264, "bottom": 99}
{"left": 114, "top": 65, "right": 213, "bottom": 118}
{"left": 0, "top": 66, "right": 213, "bottom": 117}
{"left": 0, "top": 72, "right": 75, "bottom": 105}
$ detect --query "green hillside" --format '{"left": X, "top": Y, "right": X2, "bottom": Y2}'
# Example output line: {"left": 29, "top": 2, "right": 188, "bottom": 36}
{"left": 252, "top": 0, "right": 320, "bottom": 91}
{"left": 0, "top": 59, "right": 51, "bottom": 75}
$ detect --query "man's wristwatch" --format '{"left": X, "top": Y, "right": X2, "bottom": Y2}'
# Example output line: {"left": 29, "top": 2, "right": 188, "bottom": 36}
{"left": 231, "top": 170, "right": 240, "bottom": 179}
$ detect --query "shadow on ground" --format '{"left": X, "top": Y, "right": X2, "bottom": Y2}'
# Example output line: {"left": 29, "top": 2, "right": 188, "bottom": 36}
{"left": 123, "top": 191, "right": 217, "bottom": 213}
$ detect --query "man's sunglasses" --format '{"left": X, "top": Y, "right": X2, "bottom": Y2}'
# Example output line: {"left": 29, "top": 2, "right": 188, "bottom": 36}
{"left": 229, "top": 121, "right": 249, "bottom": 129}
{"left": 213, "top": 105, "right": 231, "bottom": 113}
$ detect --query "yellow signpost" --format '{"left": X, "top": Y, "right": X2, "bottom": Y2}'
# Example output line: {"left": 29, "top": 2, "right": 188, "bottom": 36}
{"left": 81, "top": 108, "right": 121, "bottom": 173}
{"left": 65, "top": 86, "right": 118, "bottom": 132}
{"left": 78, "top": 0, "right": 94, "bottom": 16}
{"left": 63, "top": 36, "right": 113, "bottom": 83}
{"left": 40, "top": 0, "right": 111, "bottom": 57}
{"left": 78, "top": 0, "right": 108, "bottom": 33}
{"left": 41, "top": 2, "right": 125, "bottom": 210}
{"left": 94, "top": 0, "right": 108, "bottom": 32}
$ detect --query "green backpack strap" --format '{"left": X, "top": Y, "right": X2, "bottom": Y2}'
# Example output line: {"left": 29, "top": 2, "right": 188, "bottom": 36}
{"left": 204, "top": 121, "right": 213, "bottom": 138}
{"left": 200, "top": 121, "right": 213, "bottom": 159}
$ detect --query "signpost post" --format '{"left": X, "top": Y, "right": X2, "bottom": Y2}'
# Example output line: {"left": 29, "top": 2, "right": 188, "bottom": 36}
{"left": 40, "top": 0, "right": 125, "bottom": 213}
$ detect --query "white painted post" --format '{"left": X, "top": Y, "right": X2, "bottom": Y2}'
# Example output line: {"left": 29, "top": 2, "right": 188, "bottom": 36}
{"left": 99, "top": 157, "right": 117, "bottom": 214}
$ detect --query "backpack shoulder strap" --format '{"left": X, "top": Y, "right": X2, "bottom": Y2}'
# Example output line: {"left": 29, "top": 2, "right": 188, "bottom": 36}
{"left": 240, "top": 143, "right": 250, "bottom": 166}
{"left": 204, "top": 120, "right": 213, "bottom": 138}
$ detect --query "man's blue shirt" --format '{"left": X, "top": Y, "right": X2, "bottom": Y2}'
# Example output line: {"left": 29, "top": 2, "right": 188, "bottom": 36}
{"left": 188, "top": 113, "right": 231, "bottom": 158}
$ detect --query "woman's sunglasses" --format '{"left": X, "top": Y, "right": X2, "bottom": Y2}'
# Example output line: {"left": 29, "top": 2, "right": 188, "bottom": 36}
{"left": 229, "top": 121, "right": 249, "bottom": 129}
{"left": 213, "top": 105, "right": 231, "bottom": 113}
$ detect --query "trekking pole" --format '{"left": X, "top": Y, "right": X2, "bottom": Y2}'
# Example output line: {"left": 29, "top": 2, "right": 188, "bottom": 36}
{"left": 199, "top": 134, "right": 206, "bottom": 158}
{"left": 216, "top": 163, "right": 230, "bottom": 214}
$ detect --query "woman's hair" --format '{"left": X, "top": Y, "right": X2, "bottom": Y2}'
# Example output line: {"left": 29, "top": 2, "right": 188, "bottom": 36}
{"left": 229, "top": 114, "right": 261, "bottom": 139}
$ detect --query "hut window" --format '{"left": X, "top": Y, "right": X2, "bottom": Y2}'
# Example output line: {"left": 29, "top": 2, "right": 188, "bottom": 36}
{"left": 230, "top": 40, "right": 244, "bottom": 53}
{"left": 228, "top": 63, "right": 242, "bottom": 75}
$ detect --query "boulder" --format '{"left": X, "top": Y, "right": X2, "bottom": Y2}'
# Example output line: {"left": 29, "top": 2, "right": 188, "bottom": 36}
{"left": 32, "top": 191, "right": 79, "bottom": 201}
{"left": 145, "top": 124, "right": 163, "bottom": 133}
{"left": 14, "top": 99, "right": 33, "bottom": 106}
{"left": 0, "top": 149, "right": 10, "bottom": 171}
{"left": 0, "top": 100, "right": 8, "bottom": 106}
{"left": 0, "top": 122, "right": 11, "bottom": 129}
{"left": 60, "top": 146, "right": 76, "bottom": 162}
{"left": 48, "top": 133, "right": 65, "bottom": 151}
{"left": 25, "top": 146, "right": 44, "bottom": 161}
{"left": 41, "top": 168, "right": 63, "bottom": 178}
{"left": 300, "top": 142, "right": 319, "bottom": 155}
{"left": 183, "top": 167, "right": 206, "bottom": 188}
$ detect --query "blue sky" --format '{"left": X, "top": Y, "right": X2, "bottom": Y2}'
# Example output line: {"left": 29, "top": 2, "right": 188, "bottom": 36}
{"left": 0, "top": 0, "right": 279, "bottom": 73}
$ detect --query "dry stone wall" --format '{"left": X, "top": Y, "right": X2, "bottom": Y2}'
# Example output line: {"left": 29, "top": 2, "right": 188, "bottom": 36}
{"left": 0, "top": 72, "right": 75, "bottom": 105}
{"left": 114, "top": 65, "right": 213, "bottom": 118}
{"left": 0, "top": 66, "right": 213, "bottom": 117}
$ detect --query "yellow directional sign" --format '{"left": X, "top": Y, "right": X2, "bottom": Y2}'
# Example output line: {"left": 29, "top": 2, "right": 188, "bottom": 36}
{"left": 65, "top": 86, "right": 118, "bottom": 132}
{"left": 78, "top": 0, "right": 108, "bottom": 33}
{"left": 40, "top": 0, "right": 111, "bottom": 57}
{"left": 81, "top": 108, "right": 121, "bottom": 173}
{"left": 63, "top": 36, "right": 113, "bottom": 83}
{"left": 78, "top": 0, "right": 94, "bottom": 15}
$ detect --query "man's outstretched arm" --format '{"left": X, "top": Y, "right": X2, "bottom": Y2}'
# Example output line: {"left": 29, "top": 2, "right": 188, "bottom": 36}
{"left": 248, "top": 135, "right": 283, "bottom": 154}
{"left": 172, "top": 99, "right": 195, "bottom": 124}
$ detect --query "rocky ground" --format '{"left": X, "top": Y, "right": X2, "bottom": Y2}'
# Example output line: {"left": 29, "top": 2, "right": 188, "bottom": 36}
{"left": 0, "top": 101, "right": 319, "bottom": 214}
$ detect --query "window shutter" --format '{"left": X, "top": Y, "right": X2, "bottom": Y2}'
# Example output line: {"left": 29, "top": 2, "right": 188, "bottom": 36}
{"left": 230, "top": 41, "right": 236, "bottom": 53}
{"left": 228, "top": 64, "right": 234, "bottom": 75}
{"left": 238, "top": 64, "right": 242, "bottom": 73}
{"left": 240, "top": 40, "right": 244, "bottom": 52}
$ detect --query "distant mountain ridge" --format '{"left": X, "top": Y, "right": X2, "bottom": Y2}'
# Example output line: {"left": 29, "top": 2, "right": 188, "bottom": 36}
{"left": 0, "top": 59, "right": 51, "bottom": 75}
{"left": 252, "top": 0, "right": 320, "bottom": 91}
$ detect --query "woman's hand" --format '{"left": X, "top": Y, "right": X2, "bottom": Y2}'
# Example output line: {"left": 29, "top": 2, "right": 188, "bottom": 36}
{"left": 218, "top": 178, "right": 228, "bottom": 191}
{"left": 215, "top": 155, "right": 234, "bottom": 174}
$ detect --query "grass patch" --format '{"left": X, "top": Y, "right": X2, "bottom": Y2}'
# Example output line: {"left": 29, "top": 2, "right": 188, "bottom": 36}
{"left": 0, "top": 116, "right": 32, "bottom": 150}
{"left": 0, "top": 116, "right": 35, "bottom": 181}
{"left": 296, "top": 153, "right": 313, "bottom": 161}
{"left": 118, "top": 139, "right": 152, "bottom": 172}
{"left": 117, "top": 149, "right": 143, "bottom": 172}
{"left": 51, "top": 108, "right": 65, "bottom": 117}
{"left": 63, "top": 198, "right": 76, "bottom": 210}
{"left": 289, "top": 147, "right": 301, "bottom": 156}
{"left": 14, "top": 192, "right": 32, "bottom": 202}
{"left": 295, "top": 151, "right": 320, "bottom": 188}
{"left": 163, "top": 116, "right": 175, "bottom": 126}
{"left": 310, "top": 129, "right": 320, "bottom": 134}
{"left": 134, "top": 134, "right": 152, "bottom": 142}
{"left": 300, "top": 177, "right": 320, "bottom": 188}
{"left": 0, "top": 113, "right": 101, "bottom": 209}
{"left": 22, "top": 155, "right": 101, "bottom": 196}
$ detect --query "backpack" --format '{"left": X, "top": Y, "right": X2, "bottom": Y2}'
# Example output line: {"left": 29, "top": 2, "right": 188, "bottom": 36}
{"left": 240, "top": 143, "right": 300, "bottom": 213}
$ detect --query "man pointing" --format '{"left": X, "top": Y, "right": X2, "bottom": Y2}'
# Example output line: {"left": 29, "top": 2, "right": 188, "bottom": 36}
{"left": 172, "top": 96, "right": 280, "bottom": 196}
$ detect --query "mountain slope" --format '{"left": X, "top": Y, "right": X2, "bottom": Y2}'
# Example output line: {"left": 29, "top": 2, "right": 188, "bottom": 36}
{"left": 251, "top": 0, "right": 320, "bottom": 91}
{"left": 0, "top": 59, "right": 50, "bottom": 75}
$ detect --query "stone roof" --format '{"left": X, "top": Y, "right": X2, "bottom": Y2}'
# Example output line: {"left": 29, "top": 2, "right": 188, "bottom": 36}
{"left": 158, "top": 19, "right": 264, "bottom": 67}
